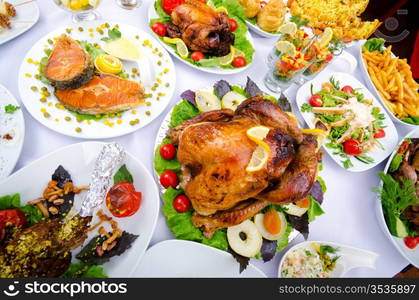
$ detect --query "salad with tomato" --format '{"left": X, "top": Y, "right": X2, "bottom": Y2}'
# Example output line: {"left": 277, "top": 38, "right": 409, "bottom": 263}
{"left": 301, "top": 76, "right": 387, "bottom": 169}
{"left": 149, "top": 0, "right": 254, "bottom": 69}
{"left": 154, "top": 77, "right": 327, "bottom": 270}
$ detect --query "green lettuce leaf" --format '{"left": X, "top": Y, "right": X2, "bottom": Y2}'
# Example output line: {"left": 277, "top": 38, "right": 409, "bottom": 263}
{"left": 113, "top": 164, "right": 134, "bottom": 184}
{"left": 400, "top": 116, "right": 419, "bottom": 125}
{"left": 276, "top": 223, "right": 292, "bottom": 252}
{"left": 307, "top": 196, "right": 325, "bottom": 222}
{"left": 162, "top": 187, "right": 228, "bottom": 250}
{"left": 363, "top": 38, "right": 385, "bottom": 53}
{"left": 169, "top": 100, "right": 200, "bottom": 128}
{"left": 154, "top": 138, "right": 181, "bottom": 175}
{"left": 154, "top": 0, "right": 170, "bottom": 18}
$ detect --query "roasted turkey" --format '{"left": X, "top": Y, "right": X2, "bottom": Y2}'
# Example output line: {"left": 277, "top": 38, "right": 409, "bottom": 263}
{"left": 168, "top": 96, "right": 321, "bottom": 237}
{"left": 166, "top": 0, "right": 235, "bottom": 57}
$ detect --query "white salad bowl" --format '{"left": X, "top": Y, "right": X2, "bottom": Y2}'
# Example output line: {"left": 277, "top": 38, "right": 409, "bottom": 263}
{"left": 278, "top": 240, "right": 379, "bottom": 278}
{"left": 296, "top": 71, "right": 399, "bottom": 172}
{"left": 375, "top": 128, "right": 419, "bottom": 268}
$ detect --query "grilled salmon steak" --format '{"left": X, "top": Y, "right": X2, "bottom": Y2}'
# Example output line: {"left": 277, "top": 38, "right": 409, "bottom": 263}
{"left": 44, "top": 35, "right": 94, "bottom": 90}
{"left": 54, "top": 73, "right": 145, "bottom": 115}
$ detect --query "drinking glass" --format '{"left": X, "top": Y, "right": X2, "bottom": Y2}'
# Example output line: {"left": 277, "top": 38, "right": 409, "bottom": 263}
{"left": 116, "top": 0, "right": 141, "bottom": 9}
{"left": 53, "top": 0, "right": 101, "bottom": 23}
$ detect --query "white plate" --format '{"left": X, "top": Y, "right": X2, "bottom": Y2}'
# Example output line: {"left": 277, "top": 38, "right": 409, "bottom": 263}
{"left": 0, "top": 0, "right": 39, "bottom": 45}
{"left": 0, "top": 142, "right": 160, "bottom": 277}
{"left": 296, "top": 71, "right": 399, "bottom": 172}
{"left": 278, "top": 240, "right": 378, "bottom": 277}
{"left": 376, "top": 128, "right": 419, "bottom": 268}
{"left": 358, "top": 42, "right": 417, "bottom": 128}
{"left": 147, "top": 1, "right": 254, "bottom": 75}
{"left": 0, "top": 84, "right": 24, "bottom": 181}
{"left": 134, "top": 240, "right": 266, "bottom": 277}
{"left": 18, "top": 21, "right": 176, "bottom": 139}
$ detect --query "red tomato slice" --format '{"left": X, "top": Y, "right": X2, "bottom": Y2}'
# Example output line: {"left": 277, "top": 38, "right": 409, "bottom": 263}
{"left": 309, "top": 94, "right": 323, "bottom": 107}
{"left": 106, "top": 182, "right": 142, "bottom": 218}
{"left": 162, "top": 0, "right": 184, "bottom": 15}
{"left": 374, "top": 129, "right": 385, "bottom": 139}
{"left": 343, "top": 139, "right": 362, "bottom": 156}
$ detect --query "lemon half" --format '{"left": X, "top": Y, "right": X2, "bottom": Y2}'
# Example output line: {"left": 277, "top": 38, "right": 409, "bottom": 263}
{"left": 163, "top": 37, "right": 189, "bottom": 59}
{"left": 274, "top": 41, "right": 296, "bottom": 57}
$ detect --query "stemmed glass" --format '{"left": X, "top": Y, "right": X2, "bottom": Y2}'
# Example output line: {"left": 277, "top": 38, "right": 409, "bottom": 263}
{"left": 115, "top": 0, "right": 141, "bottom": 9}
{"left": 53, "top": 0, "right": 102, "bottom": 23}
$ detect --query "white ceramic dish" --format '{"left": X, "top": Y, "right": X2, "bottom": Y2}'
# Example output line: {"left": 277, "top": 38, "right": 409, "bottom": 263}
{"left": 0, "top": 84, "right": 24, "bottom": 181}
{"left": 296, "top": 71, "right": 399, "bottom": 172}
{"left": 0, "top": 142, "right": 160, "bottom": 277}
{"left": 18, "top": 21, "right": 176, "bottom": 139}
{"left": 358, "top": 42, "right": 417, "bottom": 128}
{"left": 147, "top": 1, "right": 254, "bottom": 75}
{"left": 0, "top": 0, "right": 40, "bottom": 45}
{"left": 278, "top": 240, "right": 379, "bottom": 277}
{"left": 376, "top": 128, "right": 419, "bottom": 268}
{"left": 134, "top": 240, "right": 266, "bottom": 277}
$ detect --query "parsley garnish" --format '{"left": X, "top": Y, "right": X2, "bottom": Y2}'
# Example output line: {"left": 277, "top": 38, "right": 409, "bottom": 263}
{"left": 4, "top": 104, "right": 20, "bottom": 114}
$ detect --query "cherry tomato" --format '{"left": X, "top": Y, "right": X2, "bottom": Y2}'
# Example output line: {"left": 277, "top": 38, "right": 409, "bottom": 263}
{"left": 374, "top": 129, "right": 386, "bottom": 139}
{"left": 161, "top": 0, "right": 184, "bottom": 15}
{"left": 160, "top": 170, "right": 178, "bottom": 188}
{"left": 232, "top": 56, "right": 246, "bottom": 68}
{"left": 106, "top": 182, "right": 142, "bottom": 218}
{"left": 160, "top": 143, "right": 177, "bottom": 160}
{"left": 173, "top": 194, "right": 191, "bottom": 213}
{"left": 260, "top": 1, "right": 267, "bottom": 6}
{"left": 343, "top": 139, "right": 362, "bottom": 156}
{"left": 309, "top": 94, "right": 323, "bottom": 107}
{"left": 0, "top": 209, "right": 27, "bottom": 228}
{"left": 229, "top": 19, "right": 238, "bottom": 32}
{"left": 341, "top": 85, "right": 354, "bottom": 94}
{"left": 404, "top": 237, "right": 417, "bottom": 249}
{"left": 151, "top": 22, "right": 167, "bottom": 37}
{"left": 325, "top": 53, "right": 333, "bottom": 63}
{"left": 190, "top": 51, "right": 205, "bottom": 62}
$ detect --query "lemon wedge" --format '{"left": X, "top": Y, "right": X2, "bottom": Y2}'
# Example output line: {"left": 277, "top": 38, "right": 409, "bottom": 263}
{"left": 301, "top": 128, "right": 327, "bottom": 149}
{"left": 163, "top": 37, "right": 189, "bottom": 59}
{"left": 246, "top": 126, "right": 271, "bottom": 172}
{"left": 219, "top": 46, "right": 235, "bottom": 65}
{"left": 278, "top": 22, "right": 297, "bottom": 36}
{"left": 232, "top": 46, "right": 245, "bottom": 58}
{"left": 246, "top": 145, "right": 270, "bottom": 172}
{"left": 215, "top": 6, "right": 228, "bottom": 14}
{"left": 318, "top": 27, "right": 333, "bottom": 48}
{"left": 274, "top": 41, "right": 296, "bottom": 57}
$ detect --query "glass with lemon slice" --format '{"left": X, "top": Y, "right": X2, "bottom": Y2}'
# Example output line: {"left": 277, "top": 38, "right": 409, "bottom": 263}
{"left": 53, "top": 0, "right": 101, "bottom": 22}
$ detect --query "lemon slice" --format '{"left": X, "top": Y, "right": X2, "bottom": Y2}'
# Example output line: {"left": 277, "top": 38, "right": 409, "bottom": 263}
{"left": 301, "top": 128, "right": 327, "bottom": 149}
{"left": 219, "top": 46, "right": 235, "bottom": 65}
{"left": 247, "top": 126, "right": 270, "bottom": 142}
{"left": 285, "top": 112, "right": 299, "bottom": 125}
{"left": 246, "top": 145, "right": 270, "bottom": 172}
{"left": 318, "top": 27, "right": 333, "bottom": 48}
{"left": 195, "top": 90, "right": 221, "bottom": 112}
{"left": 278, "top": 22, "right": 297, "bottom": 36}
{"left": 232, "top": 46, "right": 245, "bottom": 58}
{"left": 274, "top": 41, "right": 296, "bottom": 57}
{"left": 94, "top": 54, "right": 123, "bottom": 74}
{"left": 163, "top": 37, "right": 189, "bottom": 59}
{"left": 215, "top": 6, "right": 228, "bottom": 14}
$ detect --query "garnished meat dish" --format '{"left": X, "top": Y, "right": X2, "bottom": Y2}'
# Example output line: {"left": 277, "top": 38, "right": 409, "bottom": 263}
{"left": 168, "top": 96, "right": 320, "bottom": 238}
{"left": 55, "top": 73, "right": 145, "bottom": 115}
{"left": 165, "top": 0, "right": 235, "bottom": 56}
{"left": 44, "top": 35, "right": 94, "bottom": 90}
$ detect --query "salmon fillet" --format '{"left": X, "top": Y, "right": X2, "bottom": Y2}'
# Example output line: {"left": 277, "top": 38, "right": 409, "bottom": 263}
{"left": 54, "top": 73, "right": 145, "bottom": 115}
{"left": 44, "top": 35, "right": 94, "bottom": 90}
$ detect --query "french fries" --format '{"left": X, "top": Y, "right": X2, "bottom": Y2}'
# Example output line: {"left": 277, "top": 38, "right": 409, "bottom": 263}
{"left": 362, "top": 46, "right": 419, "bottom": 120}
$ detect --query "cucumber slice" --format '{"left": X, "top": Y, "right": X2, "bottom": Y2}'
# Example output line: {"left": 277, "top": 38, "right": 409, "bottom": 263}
{"left": 221, "top": 91, "right": 247, "bottom": 110}
{"left": 195, "top": 90, "right": 221, "bottom": 112}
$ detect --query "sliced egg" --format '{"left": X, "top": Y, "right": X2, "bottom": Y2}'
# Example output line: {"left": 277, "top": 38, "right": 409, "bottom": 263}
{"left": 255, "top": 209, "right": 287, "bottom": 241}
{"left": 221, "top": 91, "right": 247, "bottom": 110}
{"left": 281, "top": 202, "right": 309, "bottom": 217}
{"left": 195, "top": 90, "right": 221, "bottom": 112}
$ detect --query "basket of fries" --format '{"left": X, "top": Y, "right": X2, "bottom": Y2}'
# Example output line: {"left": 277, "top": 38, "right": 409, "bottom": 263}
{"left": 359, "top": 38, "right": 419, "bottom": 127}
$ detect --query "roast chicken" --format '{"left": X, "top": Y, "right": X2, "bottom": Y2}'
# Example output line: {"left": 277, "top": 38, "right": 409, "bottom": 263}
{"left": 168, "top": 96, "right": 321, "bottom": 237}
{"left": 166, "top": 0, "right": 235, "bottom": 57}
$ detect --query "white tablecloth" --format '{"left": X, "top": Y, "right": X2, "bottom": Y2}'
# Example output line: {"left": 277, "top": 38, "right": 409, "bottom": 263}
{"left": 0, "top": 0, "right": 413, "bottom": 277}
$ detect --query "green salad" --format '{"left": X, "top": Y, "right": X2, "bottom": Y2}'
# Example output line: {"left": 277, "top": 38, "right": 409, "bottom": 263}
{"left": 154, "top": 78, "right": 326, "bottom": 270}
{"left": 150, "top": 0, "right": 254, "bottom": 69}
{"left": 301, "top": 76, "right": 387, "bottom": 169}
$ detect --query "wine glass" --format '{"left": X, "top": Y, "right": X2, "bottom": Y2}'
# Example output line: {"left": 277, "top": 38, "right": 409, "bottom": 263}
{"left": 53, "top": 0, "right": 101, "bottom": 23}
{"left": 115, "top": 0, "right": 141, "bottom": 9}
